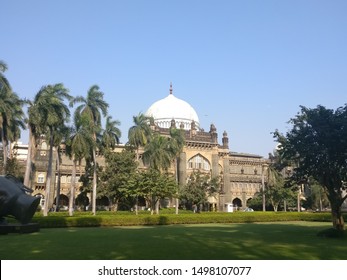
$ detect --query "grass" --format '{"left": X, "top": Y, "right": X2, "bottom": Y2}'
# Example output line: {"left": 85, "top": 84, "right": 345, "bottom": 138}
{"left": 1, "top": 221, "right": 346, "bottom": 260}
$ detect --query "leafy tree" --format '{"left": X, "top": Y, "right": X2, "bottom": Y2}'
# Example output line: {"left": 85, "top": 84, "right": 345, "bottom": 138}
{"left": 73, "top": 85, "right": 109, "bottom": 215}
{"left": 302, "top": 179, "right": 329, "bottom": 211}
{"left": 180, "top": 170, "right": 220, "bottom": 211}
{"left": 99, "top": 149, "right": 138, "bottom": 211}
{"left": 130, "top": 168, "right": 177, "bottom": 215}
{"left": 265, "top": 154, "right": 292, "bottom": 212}
{"left": 274, "top": 105, "right": 347, "bottom": 232}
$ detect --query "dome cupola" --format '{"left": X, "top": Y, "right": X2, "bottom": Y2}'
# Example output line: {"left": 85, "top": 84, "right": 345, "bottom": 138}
{"left": 145, "top": 84, "right": 200, "bottom": 130}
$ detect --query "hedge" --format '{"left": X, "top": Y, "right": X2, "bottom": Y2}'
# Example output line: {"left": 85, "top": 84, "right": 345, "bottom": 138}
{"left": 27, "top": 211, "right": 346, "bottom": 228}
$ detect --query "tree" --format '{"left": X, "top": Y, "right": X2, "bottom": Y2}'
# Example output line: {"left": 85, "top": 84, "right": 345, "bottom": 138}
{"left": 0, "top": 71, "right": 25, "bottom": 173}
{"left": 0, "top": 60, "right": 10, "bottom": 92}
{"left": 73, "top": 85, "right": 109, "bottom": 215}
{"left": 180, "top": 170, "right": 219, "bottom": 211}
{"left": 128, "top": 113, "right": 152, "bottom": 161}
{"left": 265, "top": 155, "right": 288, "bottom": 212}
{"left": 65, "top": 113, "right": 93, "bottom": 216}
{"left": 99, "top": 149, "right": 138, "bottom": 211}
{"left": 101, "top": 115, "right": 121, "bottom": 151}
{"left": 142, "top": 134, "right": 172, "bottom": 172}
{"left": 274, "top": 105, "right": 347, "bottom": 232}
{"left": 168, "top": 127, "right": 185, "bottom": 214}
{"left": 32, "top": 84, "right": 72, "bottom": 216}
{"left": 130, "top": 168, "right": 177, "bottom": 215}
{"left": 24, "top": 98, "right": 43, "bottom": 188}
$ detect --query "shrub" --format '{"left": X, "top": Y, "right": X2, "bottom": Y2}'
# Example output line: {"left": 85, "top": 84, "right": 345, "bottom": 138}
{"left": 28, "top": 211, "right": 347, "bottom": 228}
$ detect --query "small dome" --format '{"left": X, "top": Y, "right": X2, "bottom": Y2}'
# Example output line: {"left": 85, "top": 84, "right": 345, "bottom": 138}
{"left": 146, "top": 85, "right": 200, "bottom": 130}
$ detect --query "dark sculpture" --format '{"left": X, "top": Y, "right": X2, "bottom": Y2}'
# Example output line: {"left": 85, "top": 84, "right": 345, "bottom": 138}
{"left": 0, "top": 175, "right": 40, "bottom": 224}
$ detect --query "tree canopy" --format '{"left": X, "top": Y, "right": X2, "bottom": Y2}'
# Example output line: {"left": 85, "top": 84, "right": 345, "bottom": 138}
{"left": 273, "top": 105, "right": 347, "bottom": 232}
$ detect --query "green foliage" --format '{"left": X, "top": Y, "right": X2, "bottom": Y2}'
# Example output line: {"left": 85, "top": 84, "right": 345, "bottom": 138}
{"left": 4, "top": 157, "right": 24, "bottom": 180}
{"left": 128, "top": 113, "right": 153, "bottom": 160}
{"left": 99, "top": 149, "right": 138, "bottom": 210}
{"left": 30, "top": 211, "right": 347, "bottom": 228}
{"left": 274, "top": 105, "right": 347, "bottom": 231}
{"left": 180, "top": 170, "right": 220, "bottom": 210}
{"left": 128, "top": 168, "right": 178, "bottom": 214}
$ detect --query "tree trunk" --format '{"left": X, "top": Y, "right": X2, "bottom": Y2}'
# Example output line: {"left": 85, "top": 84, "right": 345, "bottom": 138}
{"left": 69, "top": 159, "right": 77, "bottom": 216}
{"left": 43, "top": 130, "right": 54, "bottom": 216}
{"left": 175, "top": 157, "right": 179, "bottom": 215}
{"left": 92, "top": 148, "right": 97, "bottom": 215}
{"left": 55, "top": 149, "right": 61, "bottom": 212}
{"left": 135, "top": 196, "right": 138, "bottom": 215}
{"left": 261, "top": 165, "right": 266, "bottom": 211}
{"left": 24, "top": 126, "right": 34, "bottom": 187}
{"left": 1, "top": 129, "right": 8, "bottom": 174}
{"left": 331, "top": 203, "right": 345, "bottom": 232}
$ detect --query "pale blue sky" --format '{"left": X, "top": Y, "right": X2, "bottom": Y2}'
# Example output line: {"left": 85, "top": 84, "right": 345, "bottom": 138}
{"left": 2, "top": 0, "right": 347, "bottom": 157}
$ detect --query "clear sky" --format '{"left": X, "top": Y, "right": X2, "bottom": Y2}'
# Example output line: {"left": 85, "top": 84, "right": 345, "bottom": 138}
{"left": 2, "top": 0, "right": 347, "bottom": 157}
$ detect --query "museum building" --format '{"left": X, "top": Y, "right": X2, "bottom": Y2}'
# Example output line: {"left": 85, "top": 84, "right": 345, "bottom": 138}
{"left": 29, "top": 84, "right": 268, "bottom": 211}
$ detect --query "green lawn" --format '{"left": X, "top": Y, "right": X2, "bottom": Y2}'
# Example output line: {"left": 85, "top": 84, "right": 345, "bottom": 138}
{"left": 1, "top": 221, "right": 346, "bottom": 260}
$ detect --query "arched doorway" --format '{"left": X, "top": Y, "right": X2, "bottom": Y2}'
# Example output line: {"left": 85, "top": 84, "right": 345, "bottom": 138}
{"left": 232, "top": 198, "right": 242, "bottom": 208}
{"left": 55, "top": 194, "right": 69, "bottom": 210}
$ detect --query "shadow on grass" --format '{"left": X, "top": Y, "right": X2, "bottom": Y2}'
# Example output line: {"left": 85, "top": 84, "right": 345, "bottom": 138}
{"left": 1, "top": 222, "right": 346, "bottom": 260}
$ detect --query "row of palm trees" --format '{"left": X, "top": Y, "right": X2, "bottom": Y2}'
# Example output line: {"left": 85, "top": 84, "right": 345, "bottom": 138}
{"left": 1, "top": 60, "right": 186, "bottom": 216}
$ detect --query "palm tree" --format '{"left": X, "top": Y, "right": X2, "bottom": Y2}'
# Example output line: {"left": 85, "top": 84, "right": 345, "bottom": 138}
{"left": 128, "top": 113, "right": 153, "bottom": 161}
{"left": 51, "top": 124, "right": 70, "bottom": 212}
{"left": 73, "top": 85, "right": 108, "bottom": 215}
{"left": 0, "top": 87, "right": 25, "bottom": 173}
{"left": 143, "top": 133, "right": 173, "bottom": 172}
{"left": 168, "top": 127, "right": 185, "bottom": 214}
{"left": 101, "top": 115, "right": 121, "bottom": 151}
{"left": 0, "top": 60, "right": 11, "bottom": 92}
{"left": 24, "top": 99, "right": 42, "bottom": 188}
{"left": 32, "top": 84, "right": 72, "bottom": 216}
{"left": 65, "top": 113, "right": 93, "bottom": 216}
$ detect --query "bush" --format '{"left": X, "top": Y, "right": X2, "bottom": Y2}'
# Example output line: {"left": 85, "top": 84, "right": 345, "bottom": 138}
{"left": 28, "top": 211, "right": 347, "bottom": 228}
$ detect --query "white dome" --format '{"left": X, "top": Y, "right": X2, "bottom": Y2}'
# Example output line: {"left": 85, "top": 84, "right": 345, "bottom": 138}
{"left": 146, "top": 87, "right": 200, "bottom": 130}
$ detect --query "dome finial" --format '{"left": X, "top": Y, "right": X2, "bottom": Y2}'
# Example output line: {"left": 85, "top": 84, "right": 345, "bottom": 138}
{"left": 170, "top": 82, "right": 173, "bottom": 95}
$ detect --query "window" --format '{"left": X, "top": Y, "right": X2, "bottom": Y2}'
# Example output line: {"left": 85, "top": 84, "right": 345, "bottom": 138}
{"left": 37, "top": 174, "right": 45, "bottom": 183}
{"left": 188, "top": 154, "right": 211, "bottom": 171}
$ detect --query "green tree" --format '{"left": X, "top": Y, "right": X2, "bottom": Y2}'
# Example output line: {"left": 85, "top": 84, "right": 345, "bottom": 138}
{"left": 180, "top": 170, "right": 219, "bottom": 211}
{"left": 32, "top": 84, "right": 72, "bottom": 216}
{"left": 73, "top": 85, "right": 109, "bottom": 215}
{"left": 99, "top": 149, "right": 138, "bottom": 211}
{"left": 0, "top": 60, "right": 10, "bottom": 92}
{"left": 101, "top": 115, "right": 121, "bottom": 151}
{"left": 143, "top": 133, "right": 173, "bottom": 172}
{"left": 274, "top": 105, "right": 347, "bottom": 232}
{"left": 130, "top": 168, "right": 177, "bottom": 215}
{"left": 168, "top": 127, "right": 185, "bottom": 214}
{"left": 128, "top": 113, "right": 152, "bottom": 161}
{"left": 24, "top": 97, "right": 44, "bottom": 188}
{"left": 303, "top": 179, "right": 329, "bottom": 211}
{"left": 65, "top": 113, "right": 93, "bottom": 216}
{"left": 0, "top": 79, "right": 25, "bottom": 173}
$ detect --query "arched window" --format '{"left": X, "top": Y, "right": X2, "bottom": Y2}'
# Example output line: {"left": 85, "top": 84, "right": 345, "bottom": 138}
{"left": 188, "top": 154, "right": 211, "bottom": 171}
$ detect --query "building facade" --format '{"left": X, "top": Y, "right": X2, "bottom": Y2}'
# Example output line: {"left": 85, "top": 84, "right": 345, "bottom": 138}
{"left": 10, "top": 85, "right": 269, "bottom": 211}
